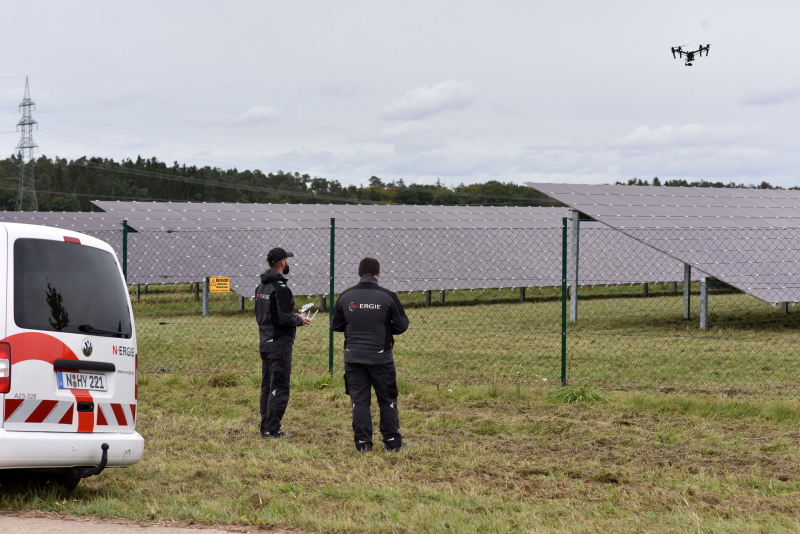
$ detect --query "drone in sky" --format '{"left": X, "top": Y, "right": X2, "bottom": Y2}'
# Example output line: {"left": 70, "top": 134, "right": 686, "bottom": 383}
{"left": 671, "top": 44, "right": 711, "bottom": 66}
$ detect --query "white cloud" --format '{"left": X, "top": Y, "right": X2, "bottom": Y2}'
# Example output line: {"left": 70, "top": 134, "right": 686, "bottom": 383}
{"left": 381, "top": 80, "right": 476, "bottom": 121}
{"left": 740, "top": 84, "right": 800, "bottom": 106}
{"left": 188, "top": 105, "right": 281, "bottom": 127}
{"left": 616, "top": 124, "right": 744, "bottom": 148}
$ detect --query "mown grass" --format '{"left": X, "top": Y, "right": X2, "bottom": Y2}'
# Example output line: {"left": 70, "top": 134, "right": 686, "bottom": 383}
{"left": 5, "top": 282, "right": 797, "bottom": 530}
{"left": 131, "top": 282, "right": 800, "bottom": 396}
{"left": 2, "top": 375, "right": 800, "bottom": 533}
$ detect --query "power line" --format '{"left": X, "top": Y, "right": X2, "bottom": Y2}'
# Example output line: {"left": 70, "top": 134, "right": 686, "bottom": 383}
{"left": 0, "top": 185, "right": 173, "bottom": 202}
{"left": 65, "top": 159, "right": 557, "bottom": 206}
{"left": 38, "top": 111, "right": 476, "bottom": 182}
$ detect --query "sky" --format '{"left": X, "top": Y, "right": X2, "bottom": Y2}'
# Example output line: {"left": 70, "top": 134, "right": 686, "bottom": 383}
{"left": 2, "top": 1, "right": 800, "bottom": 189}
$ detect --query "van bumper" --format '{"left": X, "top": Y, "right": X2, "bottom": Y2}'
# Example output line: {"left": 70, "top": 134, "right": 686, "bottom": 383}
{"left": 0, "top": 429, "right": 144, "bottom": 469}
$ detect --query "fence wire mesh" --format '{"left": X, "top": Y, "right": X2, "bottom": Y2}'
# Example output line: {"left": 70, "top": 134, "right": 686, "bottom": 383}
{"left": 566, "top": 225, "right": 800, "bottom": 396}
{"left": 89, "top": 222, "right": 800, "bottom": 396}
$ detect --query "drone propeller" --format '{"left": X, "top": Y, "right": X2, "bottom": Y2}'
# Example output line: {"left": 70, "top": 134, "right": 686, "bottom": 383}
{"left": 671, "top": 44, "right": 691, "bottom": 58}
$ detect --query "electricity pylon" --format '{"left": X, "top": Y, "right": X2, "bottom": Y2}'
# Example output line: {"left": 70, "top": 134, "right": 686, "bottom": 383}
{"left": 16, "top": 77, "right": 38, "bottom": 211}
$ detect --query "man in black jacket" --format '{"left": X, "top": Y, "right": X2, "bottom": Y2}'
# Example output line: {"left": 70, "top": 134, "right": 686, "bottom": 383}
{"left": 255, "top": 247, "right": 310, "bottom": 438}
{"left": 331, "top": 257, "right": 410, "bottom": 451}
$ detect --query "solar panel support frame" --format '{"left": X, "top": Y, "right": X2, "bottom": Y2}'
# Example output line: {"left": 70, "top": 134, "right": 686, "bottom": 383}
{"left": 683, "top": 264, "right": 691, "bottom": 320}
{"left": 699, "top": 277, "right": 708, "bottom": 331}
{"left": 202, "top": 277, "right": 209, "bottom": 317}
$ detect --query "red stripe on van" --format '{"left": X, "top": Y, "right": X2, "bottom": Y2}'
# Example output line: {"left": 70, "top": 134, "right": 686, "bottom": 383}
{"left": 131, "top": 404, "right": 136, "bottom": 422}
{"left": 111, "top": 403, "right": 128, "bottom": 426}
{"left": 3, "top": 398, "right": 24, "bottom": 421}
{"left": 58, "top": 406, "right": 74, "bottom": 425}
{"left": 96, "top": 406, "right": 108, "bottom": 425}
{"left": 26, "top": 400, "right": 58, "bottom": 423}
{"left": 2, "top": 332, "right": 96, "bottom": 431}
{"left": 4, "top": 332, "right": 79, "bottom": 366}
{"left": 72, "top": 391, "right": 95, "bottom": 433}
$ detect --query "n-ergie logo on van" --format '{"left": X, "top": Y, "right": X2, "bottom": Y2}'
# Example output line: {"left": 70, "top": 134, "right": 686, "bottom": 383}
{"left": 112, "top": 345, "right": 136, "bottom": 357}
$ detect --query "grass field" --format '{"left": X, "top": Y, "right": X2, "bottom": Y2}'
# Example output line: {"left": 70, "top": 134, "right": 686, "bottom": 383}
{"left": 132, "top": 282, "right": 800, "bottom": 396}
{"left": 1, "top": 376, "right": 800, "bottom": 533}
{"left": 3, "top": 283, "right": 798, "bottom": 532}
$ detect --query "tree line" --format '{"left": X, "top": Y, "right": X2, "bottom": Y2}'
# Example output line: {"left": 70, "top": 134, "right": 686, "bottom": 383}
{"left": 0, "top": 154, "right": 556, "bottom": 211}
{"left": 617, "top": 177, "right": 786, "bottom": 189}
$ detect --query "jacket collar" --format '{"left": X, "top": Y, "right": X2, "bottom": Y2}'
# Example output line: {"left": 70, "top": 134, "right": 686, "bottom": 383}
{"left": 261, "top": 268, "right": 288, "bottom": 284}
{"left": 359, "top": 274, "right": 379, "bottom": 284}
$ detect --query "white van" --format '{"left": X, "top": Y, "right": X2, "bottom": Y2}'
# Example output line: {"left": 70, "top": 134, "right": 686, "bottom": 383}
{"left": 0, "top": 223, "right": 143, "bottom": 489}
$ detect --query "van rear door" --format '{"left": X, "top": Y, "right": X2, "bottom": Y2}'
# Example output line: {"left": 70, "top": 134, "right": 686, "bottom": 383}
{"left": 0, "top": 226, "right": 8, "bottom": 417}
{"left": 2, "top": 227, "right": 137, "bottom": 434}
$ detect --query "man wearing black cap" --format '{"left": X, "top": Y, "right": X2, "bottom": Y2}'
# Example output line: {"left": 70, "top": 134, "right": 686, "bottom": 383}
{"left": 331, "top": 257, "right": 410, "bottom": 451}
{"left": 255, "top": 247, "right": 311, "bottom": 438}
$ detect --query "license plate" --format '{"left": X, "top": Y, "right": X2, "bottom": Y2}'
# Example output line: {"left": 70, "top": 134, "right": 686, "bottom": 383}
{"left": 57, "top": 371, "right": 108, "bottom": 392}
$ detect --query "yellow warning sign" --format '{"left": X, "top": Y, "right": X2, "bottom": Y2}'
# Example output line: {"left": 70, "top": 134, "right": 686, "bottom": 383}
{"left": 209, "top": 277, "right": 230, "bottom": 293}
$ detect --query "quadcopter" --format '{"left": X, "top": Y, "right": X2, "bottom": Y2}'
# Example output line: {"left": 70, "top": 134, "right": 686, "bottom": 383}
{"left": 671, "top": 44, "right": 710, "bottom": 66}
{"left": 299, "top": 303, "right": 318, "bottom": 321}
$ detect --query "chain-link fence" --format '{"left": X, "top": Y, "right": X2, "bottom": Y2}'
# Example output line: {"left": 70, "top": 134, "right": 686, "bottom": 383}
{"left": 566, "top": 224, "right": 800, "bottom": 396}
{"left": 88, "top": 220, "right": 800, "bottom": 396}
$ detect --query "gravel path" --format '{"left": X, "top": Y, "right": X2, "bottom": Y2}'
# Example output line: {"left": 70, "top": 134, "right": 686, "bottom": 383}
{"left": 0, "top": 514, "right": 292, "bottom": 534}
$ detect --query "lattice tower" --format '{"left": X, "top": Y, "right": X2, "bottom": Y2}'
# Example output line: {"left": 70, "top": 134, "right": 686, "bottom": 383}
{"left": 16, "top": 77, "right": 38, "bottom": 211}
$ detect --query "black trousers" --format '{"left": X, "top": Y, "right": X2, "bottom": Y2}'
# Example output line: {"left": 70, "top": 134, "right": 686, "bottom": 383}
{"left": 260, "top": 347, "right": 292, "bottom": 436}
{"left": 344, "top": 361, "right": 402, "bottom": 451}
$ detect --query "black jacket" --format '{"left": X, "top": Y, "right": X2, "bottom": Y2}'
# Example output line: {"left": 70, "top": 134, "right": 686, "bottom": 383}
{"left": 255, "top": 269, "right": 304, "bottom": 352}
{"left": 331, "top": 275, "right": 410, "bottom": 364}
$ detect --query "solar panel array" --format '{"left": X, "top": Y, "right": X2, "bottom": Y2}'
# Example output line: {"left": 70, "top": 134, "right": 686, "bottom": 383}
{"left": 1, "top": 202, "right": 694, "bottom": 296}
{"left": 525, "top": 183, "right": 800, "bottom": 304}
{"left": 91, "top": 201, "right": 572, "bottom": 230}
{"left": 0, "top": 211, "right": 124, "bottom": 232}
{"left": 88, "top": 201, "right": 691, "bottom": 295}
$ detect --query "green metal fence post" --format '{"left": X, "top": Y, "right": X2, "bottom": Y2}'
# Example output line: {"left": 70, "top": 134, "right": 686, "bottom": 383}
{"left": 122, "top": 219, "right": 128, "bottom": 283}
{"left": 329, "top": 217, "right": 335, "bottom": 375}
{"left": 561, "top": 217, "right": 568, "bottom": 387}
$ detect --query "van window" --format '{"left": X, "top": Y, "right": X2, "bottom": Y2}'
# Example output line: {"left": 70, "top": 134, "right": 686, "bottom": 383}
{"left": 14, "top": 238, "right": 132, "bottom": 338}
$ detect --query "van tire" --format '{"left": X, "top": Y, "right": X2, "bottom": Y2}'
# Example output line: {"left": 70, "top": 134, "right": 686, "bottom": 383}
{"left": 55, "top": 472, "right": 81, "bottom": 491}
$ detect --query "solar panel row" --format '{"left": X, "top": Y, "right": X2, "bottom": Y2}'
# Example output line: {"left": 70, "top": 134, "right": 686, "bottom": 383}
{"left": 92, "top": 201, "right": 572, "bottom": 230}
{"left": 0, "top": 202, "right": 694, "bottom": 297}
{"left": 526, "top": 183, "right": 800, "bottom": 303}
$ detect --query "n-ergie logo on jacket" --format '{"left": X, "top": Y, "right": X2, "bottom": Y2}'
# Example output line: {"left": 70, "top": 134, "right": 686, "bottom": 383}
{"left": 349, "top": 302, "right": 381, "bottom": 311}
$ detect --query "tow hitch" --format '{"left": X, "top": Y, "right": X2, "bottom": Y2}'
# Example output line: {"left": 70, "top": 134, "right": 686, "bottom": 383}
{"left": 73, "top": 443, "right": 110, "bottom": 479}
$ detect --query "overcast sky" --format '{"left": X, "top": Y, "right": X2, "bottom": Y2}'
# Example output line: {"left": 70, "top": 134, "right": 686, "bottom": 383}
{"left": 2, "top": 1, "right": 799, "bottom": 189}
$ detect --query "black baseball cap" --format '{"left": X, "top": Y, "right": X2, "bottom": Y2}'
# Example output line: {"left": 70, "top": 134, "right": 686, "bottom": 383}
{"left": 267, "top": 247, "right": 294, "bottom": 263}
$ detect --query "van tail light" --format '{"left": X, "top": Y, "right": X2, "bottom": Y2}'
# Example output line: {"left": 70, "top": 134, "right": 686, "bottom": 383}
{"left": 0, "top": 342, "right": 11, "bottom": 394}
{"left": 134, "top": 353, "right": 139, "bottom": 400}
